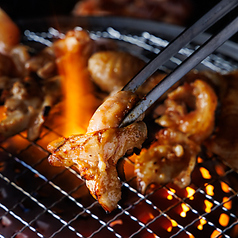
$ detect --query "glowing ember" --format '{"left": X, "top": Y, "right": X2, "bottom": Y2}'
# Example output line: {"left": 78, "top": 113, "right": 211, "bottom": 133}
{"left": 139, "top": 211, "right": 155, "bottom": 224}
{"left": 197, "top": 157, "right": 203, "bottom": 163}
{"left": 215, "top": 164, "right": 225, "bottom": 176}
{"left": 167, "top": 219, "right": 177, "bottom": 232}
{"left": 148, "top": 213, "right": 155, "bottom": 221}
{"left": 211, "top": 230, "right": 221, "bottom": 238}
{"left": 219, "top": 213, "right": 229, "bottom": 227}
{"left": 167, "top": 194, "right": 173, "bottom": 200}
{"left": 186, "top": 187, "right": 195, "bottom": 200}
{"left": 222, "top": 197, "right": 232, "bottom": 210}
{"left": 167, "top": 188, "right": 176, "bottom": 200}
{"left": 109, "top": 219, "right": 123, "bottom": 227}
{"left": 204, "top": 199, "right": 213, "bottom": 213}
{"left": 200, "top": 167, "right": 212, "bottom": 179}
{"left": 197, "top": 217, "right": 207, "bottom": 230}
{"left": 167, "top": 226, "right": 172, "bottom": 233}
{"left": 221, "top": 181, "right": 230, "bottom": 193}
{"left": 180, "top": 203, "right": 190, "bottom": 218}
{"left": 205, "top": 184, "right": 214, "bottom": 196}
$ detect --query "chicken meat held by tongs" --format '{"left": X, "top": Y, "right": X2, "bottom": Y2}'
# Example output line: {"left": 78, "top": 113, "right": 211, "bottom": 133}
{"left": 48, "top": 91, "right": 147, "bottom": 212}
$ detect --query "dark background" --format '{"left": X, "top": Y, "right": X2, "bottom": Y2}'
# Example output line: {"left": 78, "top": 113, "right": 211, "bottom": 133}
{"left": 0, "top": 0, "right": 237, "bottom": 41}
{"left": 0, "top": 0, "right": 79, "bottom": 20}
{"left": 0, "top": 0, "right": 219, "bottom": 23}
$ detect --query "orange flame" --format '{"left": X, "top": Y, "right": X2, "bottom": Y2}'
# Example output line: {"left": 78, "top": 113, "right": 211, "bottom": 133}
{"left": 55, "top": 31, "right": 100, "bottom": 136}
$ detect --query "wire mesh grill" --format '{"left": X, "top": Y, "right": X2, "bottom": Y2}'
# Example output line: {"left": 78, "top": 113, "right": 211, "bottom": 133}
{"left": 1, "top": 17, "right": 238, "bottom": 238}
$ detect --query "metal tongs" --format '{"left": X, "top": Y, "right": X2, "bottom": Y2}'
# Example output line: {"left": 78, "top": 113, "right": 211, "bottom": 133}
{"left": 120, "top": 0, "right": 238, "bottom": 127}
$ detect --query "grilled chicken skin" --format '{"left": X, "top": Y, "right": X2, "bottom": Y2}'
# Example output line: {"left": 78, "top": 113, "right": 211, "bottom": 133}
{"left": 48, "top": 91, "right": 147, "bottom": 211}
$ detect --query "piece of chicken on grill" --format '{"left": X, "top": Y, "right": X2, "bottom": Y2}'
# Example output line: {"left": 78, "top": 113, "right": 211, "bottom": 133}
{"left": 205, "top": 71, "right": 238, "bottom": 171}
{"left": 0, "top": 73, "right": 61, "bottom": 141}
{"left": 134, "top": 128, "right": 200, "bottom": 193}
{"left": 48, "top": 91, "right": 147, "bottom": 212}
{"left": 134, "top": 79, "right": 217, "bottom": 192}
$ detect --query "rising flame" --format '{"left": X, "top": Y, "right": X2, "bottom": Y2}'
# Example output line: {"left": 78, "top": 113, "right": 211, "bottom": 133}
{"left": 55, "top": 31, "right": 100, "bottom": 136}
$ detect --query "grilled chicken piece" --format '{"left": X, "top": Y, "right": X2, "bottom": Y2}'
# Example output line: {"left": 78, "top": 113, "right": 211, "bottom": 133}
{"left": 88, "top": 50, "right": 171, "bottom": 98}
{"left": 73, "top": 0, "right": 192, "bottom": 26}
{"left": 0, "top": 12, "right": 62, "bottom": 142}
{"left": 88, "top": 51, "right": 145, "bottom": 93}
{"left": 205, "top": 71, "right": 238, "bottom": 171}
{"left": 0, "top": 8, "right": 20, "bottom": 54}
{"left": 48, "top": 122, "right": 147, "bottom": 211}
{"left": 156, "top": 79, "right": 217, "bottom": 143}
{"left": 134, "top": 79, "right": 217, "bottom": 192}
{"left": 134, "top": 128, "right": 200, "bottom": 193}
{"left": 0, "top": 76, "right": 61, "bottom": 141}
{"left": 0, "top": 26, "right": 96, "bottom": 142}
{"left": 87, "top": 91, "right": 139, "bottom": 133}
{"left": 48, "top": 90, "right": 147, "bottom": 211}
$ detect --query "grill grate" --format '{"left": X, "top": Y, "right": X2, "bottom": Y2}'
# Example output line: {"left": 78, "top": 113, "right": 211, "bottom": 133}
{"left": 1, "top": 17, "right": 238, "bottom": 238}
